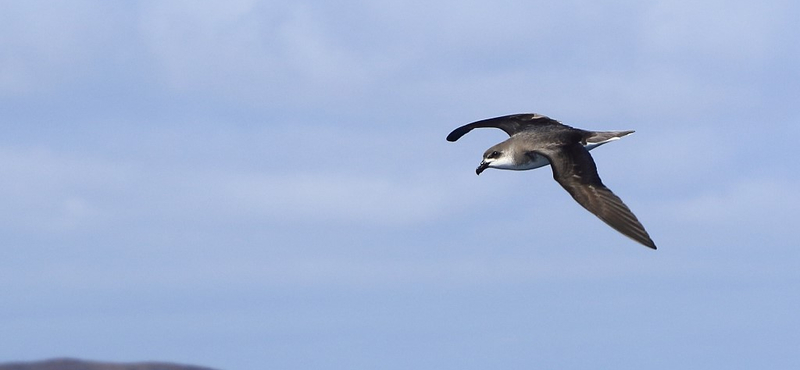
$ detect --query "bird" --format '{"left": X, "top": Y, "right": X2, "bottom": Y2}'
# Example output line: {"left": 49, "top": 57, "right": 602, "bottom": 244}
{"left": 447, "top": 113, "right": 657, "bottom": 249}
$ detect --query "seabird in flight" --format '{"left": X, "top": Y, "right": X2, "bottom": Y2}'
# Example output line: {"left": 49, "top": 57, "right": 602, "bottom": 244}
{"left": 447, "top": 113, "right": 657, "bottom": 249}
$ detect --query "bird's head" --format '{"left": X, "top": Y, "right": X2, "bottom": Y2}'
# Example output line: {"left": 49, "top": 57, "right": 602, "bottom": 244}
{"left": 476, "top": 145, "right": 515, "bottom": 175}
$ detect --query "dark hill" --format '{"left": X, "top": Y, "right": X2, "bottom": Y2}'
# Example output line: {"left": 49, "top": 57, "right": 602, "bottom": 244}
{"left": 0, "top": 358, "right": 219, "bottom": 370}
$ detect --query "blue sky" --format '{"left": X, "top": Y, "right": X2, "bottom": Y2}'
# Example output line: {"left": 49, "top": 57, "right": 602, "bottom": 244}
{"left": 2, "top": 1, "right": 798, "bottom": 369}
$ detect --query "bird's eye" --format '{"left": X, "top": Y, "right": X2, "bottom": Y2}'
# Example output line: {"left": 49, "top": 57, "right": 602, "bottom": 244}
{"left": 490, "top": 151, "right": 500, "bottom": 158}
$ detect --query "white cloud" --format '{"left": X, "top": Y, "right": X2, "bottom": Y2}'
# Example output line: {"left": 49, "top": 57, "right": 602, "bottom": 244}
{"left": 222, "top": 171, "right": 477, "bottom": 226}
{"left": 0, "top": 137, "right": 487, "bottom": 235}
{"left": 640, "top": 1, "right": 795, "bottom": 63}
{"left": 0, "top": 146, "right": 125, "bottom": 234}
{"left": 137, "top": 1, "right": 379, "bottom": 109}
{"left": 661, "top": 177, "right": 800, "bottom": 238}
{"left": 0, "top": 1, "right": 125, "bottom": 95}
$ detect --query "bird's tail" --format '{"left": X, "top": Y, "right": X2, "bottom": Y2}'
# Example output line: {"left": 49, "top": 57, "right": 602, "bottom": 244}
{"left": 584, "top": 130, "right": 635, "bottom": 150}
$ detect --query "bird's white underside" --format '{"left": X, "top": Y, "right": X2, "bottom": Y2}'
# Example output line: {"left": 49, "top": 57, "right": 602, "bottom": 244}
{"left": 487, "top": 138, "right": 613, "bottom": 171}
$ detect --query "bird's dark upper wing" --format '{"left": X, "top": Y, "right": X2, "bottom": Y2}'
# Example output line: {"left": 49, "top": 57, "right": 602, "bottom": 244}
{"left": 536, "top": 143, "right": 657, "bottom": 249}
{"left": 446, "top": 113, "right": 561, "bottom": 142}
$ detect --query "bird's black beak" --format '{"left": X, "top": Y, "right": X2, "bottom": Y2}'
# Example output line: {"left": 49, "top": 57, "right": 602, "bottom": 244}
{"left": 476, "top": 161, "right": 488, "bottom": 175}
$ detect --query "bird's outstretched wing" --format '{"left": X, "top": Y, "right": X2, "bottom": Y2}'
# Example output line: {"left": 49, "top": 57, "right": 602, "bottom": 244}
{"left": 447, "top": 113, "right": 561, "bottom": 142}
{"left": 537, "top": 143, "right": 657, "bottom": 249}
